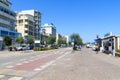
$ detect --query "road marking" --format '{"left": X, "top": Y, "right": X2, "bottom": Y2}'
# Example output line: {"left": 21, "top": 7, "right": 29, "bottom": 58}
{"left": 6, "top": 66, "right": 14, "bottom": 68}
{"left": 34, "top": 68, "right": 42, "bottom": 71}
{"left": 8, "top": 77, "right": 23, "bottom": 80}
{"left": 16, "top": 63, "right": 23, "bottom": 65}
{"left": 0, "top": 75, "right": 5, "bottom": 78}
{"left": 0, "top": 69, "right": 11, "bottom": 74}
{"left": 34, "top": 60, "right": 55, "bottom": 72}
{"left": 56, "top": 52, "right": 69, "bottom": 60}
{"left": 23, "top": 61, "right": 29, "bottom": 63}
{"left": 33, "top": 52, "right": 69, "bottom": 72}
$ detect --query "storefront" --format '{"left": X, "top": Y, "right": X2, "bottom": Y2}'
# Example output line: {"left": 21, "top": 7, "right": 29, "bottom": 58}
{"left": 102, "top": 35, "right": 120, "bottom": 55}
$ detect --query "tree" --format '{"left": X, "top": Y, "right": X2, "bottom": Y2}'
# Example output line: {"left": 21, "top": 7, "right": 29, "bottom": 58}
{"left": 46, "top": 36, "right": 56, "bottom": 44}
{"left": 15, "top": 37, "right": 24, "bottom": 44}
{"left": 4, "top": 36, "right": 12, "bottom": 47}
{"left": 58, "top": 38, "right": 66, "bottom": 44}
{"left": 27, "top": 36, "right": 34, "bottom": 45}
{"left": 70, "top": 33, "right": 83, "bottom": 45}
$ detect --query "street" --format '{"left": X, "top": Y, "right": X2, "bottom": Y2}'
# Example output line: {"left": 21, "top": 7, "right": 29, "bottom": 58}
{"left": 1, "top": 47, "right": 120, "bottom": 80}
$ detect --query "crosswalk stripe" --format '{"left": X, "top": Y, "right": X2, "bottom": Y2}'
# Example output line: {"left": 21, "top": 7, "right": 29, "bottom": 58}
{"left": 0, "top": 69, "right": 11, "bottom": 74}
{"left": 8, "top": 77, "right": 23, "bottom": 80}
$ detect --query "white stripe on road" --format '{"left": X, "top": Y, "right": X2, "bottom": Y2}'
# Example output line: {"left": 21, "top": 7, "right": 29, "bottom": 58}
{"left": 23, "top": 61, "right": 29, "bottom": 63}
{"left": 0, "top": 75, "right": 5, "bottom": 78}
{"left": 16, "top": 63, "right": 23, "bottom": 65}
{"left": 34, "top": 68, "right": 42, "bottom": 71}
{"left": 6, "top": 66, "right": 14, "bottom": 68}
{"left": 34, "top": 52, "right": 69, "bottom": 72}
{"left": 8, "top": 77, "right": 23, "bottom": 80}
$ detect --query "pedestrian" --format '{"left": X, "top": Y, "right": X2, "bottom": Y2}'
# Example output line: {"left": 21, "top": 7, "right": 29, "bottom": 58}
{"left": 95, "top": 44, "right": 99, "bottom": 54}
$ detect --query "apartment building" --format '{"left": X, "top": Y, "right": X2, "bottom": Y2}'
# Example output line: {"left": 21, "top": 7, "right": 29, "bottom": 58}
{"left": 16, "top": 13, "right": 35, "bottom": 39}
{"left": 0, "top": 0, "right": 20, "bottom": 50}
{"left": 41, "top": 23, "right": 56, "bottom": 37}
{"left": 16, "top": 10, "right": 41, "bottom": 40}
{"left": 56, "top": 33, "right": 62, "bottom": 44}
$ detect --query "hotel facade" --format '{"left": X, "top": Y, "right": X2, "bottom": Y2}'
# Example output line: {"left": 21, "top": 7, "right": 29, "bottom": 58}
{"left": 0, "top": 0, "right": 20, "bottom": 50}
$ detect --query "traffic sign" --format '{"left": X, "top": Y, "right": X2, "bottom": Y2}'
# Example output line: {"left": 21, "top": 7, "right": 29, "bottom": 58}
{"left": 24, "top": 37, "right": 28, "bottom": 42}
{"left": 71, "top": 38, "right": 75, "bottom": 42}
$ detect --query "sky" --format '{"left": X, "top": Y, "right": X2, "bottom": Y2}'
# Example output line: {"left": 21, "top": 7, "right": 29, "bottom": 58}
{"left": 9, "top": 0, "right": 120, "bottom": 43}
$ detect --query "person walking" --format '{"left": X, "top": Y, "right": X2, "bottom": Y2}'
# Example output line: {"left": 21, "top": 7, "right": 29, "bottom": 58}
{"left": 95, "top": 44, "right": 99, "bottom": 54}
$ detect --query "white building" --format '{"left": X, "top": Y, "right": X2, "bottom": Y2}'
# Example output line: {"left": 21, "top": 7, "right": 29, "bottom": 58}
{"left": 65, "top": 35, "right": 69, "bottom": 44}
{"left": 41, "top": 23, "right": 56, "bottom": 37}
{"left": 0, "top": 0, "right": 21, "bottom": 50}
{"left": 16, "top": 10, "right": 41, "bottom": 40}
{"left": 16, "top": 14, "right": 35, "bottom": 39}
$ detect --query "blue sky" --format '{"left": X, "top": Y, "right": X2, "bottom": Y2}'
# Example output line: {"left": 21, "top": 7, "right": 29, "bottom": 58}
{"left": 9, "top": 0, "right": 120, "bottom": 42}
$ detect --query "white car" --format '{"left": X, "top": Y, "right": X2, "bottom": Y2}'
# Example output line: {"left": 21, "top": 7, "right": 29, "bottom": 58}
{"left": 86, "top": 44, "right": 90, "bottom": 48}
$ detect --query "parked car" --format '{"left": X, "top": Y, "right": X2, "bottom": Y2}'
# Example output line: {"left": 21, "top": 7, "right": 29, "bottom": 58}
{"left": 15, "top": 46, "right": 23, "bottom": 51}
{"left": 86, "top": 44, "right": 90, "bottom": 48}
{"left": 22, "top": 45, "right": 30, "bottom": 50}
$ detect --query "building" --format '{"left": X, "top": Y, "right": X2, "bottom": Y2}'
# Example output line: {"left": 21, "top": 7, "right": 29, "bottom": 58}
{"left": 0, "top": 0, "right": 21, "bottom": 50}
{"left": 41, "top": 23, "right": 56, "bottom": 37}
{"left": 65, "top": 35, "right": 69, "bottom": 45}
{"left": 16, "top": 13, "right": 35, "bottom": 39}
{"left": 56, "top": 33, "right": 62, "bottom": 44}
{"left": 16, "top": 10, "right": 41, "bottom": 40}
{"left": 101, "top": 32, "right": 120, "bottom": 56}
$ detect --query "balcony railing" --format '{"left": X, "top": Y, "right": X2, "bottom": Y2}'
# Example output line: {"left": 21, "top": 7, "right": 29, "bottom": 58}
{"left": 0, "top": 10, "right": 16, "bottom": 20}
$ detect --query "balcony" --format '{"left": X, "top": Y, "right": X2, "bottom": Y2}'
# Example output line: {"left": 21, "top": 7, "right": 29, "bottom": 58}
{"left": 0, "top": 10, "right": 16, "bottom": 20}
{"left": 24, "top": 33, "right": 28, "bottom": 36}
{"left": 0, "top": 19, "right": 15, "bottom": 27}
{"left": 24, "top": 28, "right": 28, "bottom": 30}
{"left": 0, "top": 2, "right": 10, "bottom": 10}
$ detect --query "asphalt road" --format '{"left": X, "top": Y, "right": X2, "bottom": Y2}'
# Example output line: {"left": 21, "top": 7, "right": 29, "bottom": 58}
{"left": 1, "top": 47, "right": 120, "bottom": 80}
{"left": 0, "top": 48, "right": 71, "bottom": 80}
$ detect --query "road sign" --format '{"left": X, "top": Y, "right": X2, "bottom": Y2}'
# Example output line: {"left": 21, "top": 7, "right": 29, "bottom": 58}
{"left": 24, "top": 37, "right": 28, "bottom": 42}
{"left": 71, "top": 38, "right": 75, "bottom": 42}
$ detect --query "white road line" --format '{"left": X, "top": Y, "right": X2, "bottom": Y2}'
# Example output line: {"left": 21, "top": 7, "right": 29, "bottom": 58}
{"left": 6, "top": 66, "right": 14, "bottom": 68}
{"left": 33, "top": 51, "right": 69, "bottom": 72}
{"left": 23, "top": 61, "right": 29, "bottom": 63}
{"left": 8, "top": 77, "right": 23, "bottom": 80}
{"left": 34, "top": 60, "right": 55, "bottom": 72}
{"left": 34, "top": 68, "right": 42, "bottom": 71}
{"left": 16, "top": 63, "right": 23, "bottom": 65}
{"left": 56, "top": 52, "right": 69, "bottom": 60}
{"left": 0, "top": 75, "right": 5, "bottom": 78}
